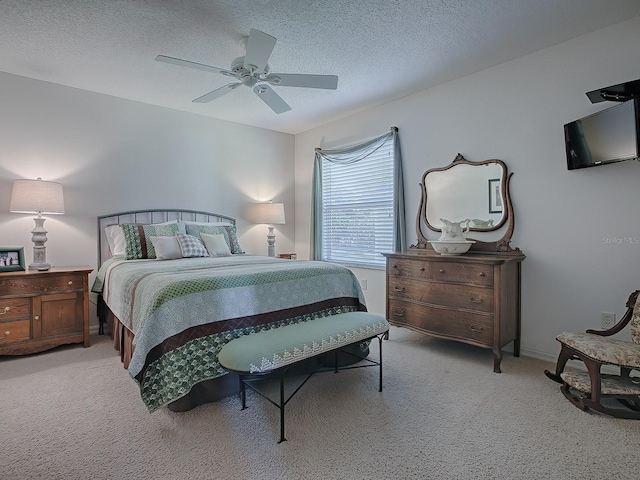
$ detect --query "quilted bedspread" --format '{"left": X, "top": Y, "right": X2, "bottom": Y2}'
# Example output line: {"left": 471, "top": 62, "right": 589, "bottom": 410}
{"left": 92, "top": 256, "right": 366, "bottom": 411}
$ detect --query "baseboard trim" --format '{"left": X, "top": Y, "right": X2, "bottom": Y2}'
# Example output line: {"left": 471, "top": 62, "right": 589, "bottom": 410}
{"left": 519, "top": 348, "right": 557, "bottom": 364}
{"left": 521, "top": 347, "right": 620, "bottom": 375}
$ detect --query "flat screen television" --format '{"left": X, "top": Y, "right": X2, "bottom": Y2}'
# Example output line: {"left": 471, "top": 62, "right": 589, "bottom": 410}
{"left": 564, "top": 98, "right": 640, "bottom": 170}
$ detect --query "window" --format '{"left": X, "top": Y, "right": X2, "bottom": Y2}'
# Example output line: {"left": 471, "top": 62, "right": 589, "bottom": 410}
{"left": 319, "top": 135, "right": 394, "bottom": 268}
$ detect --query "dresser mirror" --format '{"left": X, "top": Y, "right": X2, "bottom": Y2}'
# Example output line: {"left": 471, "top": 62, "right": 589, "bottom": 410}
{"left": 413, "top": 153, "right": 517, "bottom": 252}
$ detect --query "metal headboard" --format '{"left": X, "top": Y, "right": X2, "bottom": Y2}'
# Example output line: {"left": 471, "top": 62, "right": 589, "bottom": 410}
{"left": 97, "top": 209, "right": 236, "bottom": 267}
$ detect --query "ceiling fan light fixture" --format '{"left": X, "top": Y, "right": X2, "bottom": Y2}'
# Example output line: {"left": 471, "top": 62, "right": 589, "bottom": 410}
{"left": 243, "top": 76, "right": 258, "bottom": 87}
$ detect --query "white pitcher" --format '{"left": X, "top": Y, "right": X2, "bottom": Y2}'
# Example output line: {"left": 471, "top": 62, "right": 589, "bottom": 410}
{"left": 438, "top": 218, "right": 470, "bottom": 241}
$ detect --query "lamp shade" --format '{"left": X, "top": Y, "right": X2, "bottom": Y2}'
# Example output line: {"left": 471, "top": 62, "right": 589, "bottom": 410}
{"left": 257, "top": 202, "right": 285, "bottom": 225}
{"left": 10, "top": 178, "right": 65, "bottom": 215}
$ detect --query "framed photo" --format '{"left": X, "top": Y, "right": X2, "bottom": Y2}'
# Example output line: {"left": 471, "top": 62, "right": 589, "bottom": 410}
{"left": 488, "top": 178, "right": 503, "bottom": 214}
{"left": 0, "top": 247, "right": 25, "bottom": 272}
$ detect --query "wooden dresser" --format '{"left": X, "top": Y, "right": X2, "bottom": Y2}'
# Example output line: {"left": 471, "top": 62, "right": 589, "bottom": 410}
{"left": 383, "top": 250, "right": 525, "bottom": 372}
{"left": 0, "top": 266, "right": 92, "bottom": 355}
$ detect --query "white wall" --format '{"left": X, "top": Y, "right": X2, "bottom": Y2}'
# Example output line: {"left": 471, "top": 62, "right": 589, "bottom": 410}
{"left": 0, "top": 72, "right": 295, "bottom": 323}
{"left": 294, "top": 17, "right": 640, "bottom": 362}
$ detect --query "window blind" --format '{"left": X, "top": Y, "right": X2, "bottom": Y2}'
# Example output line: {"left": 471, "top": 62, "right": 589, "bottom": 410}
{"left": 321, "top": 137, "right": 394, "bottom": 268}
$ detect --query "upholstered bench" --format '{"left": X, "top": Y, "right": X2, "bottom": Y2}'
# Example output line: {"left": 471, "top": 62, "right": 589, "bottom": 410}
{"left": 218, "top": 311, "right": 390, "bottom": 442}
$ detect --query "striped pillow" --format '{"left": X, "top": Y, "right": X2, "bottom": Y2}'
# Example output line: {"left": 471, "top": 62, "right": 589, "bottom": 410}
{"left": 121, "top": 223, "right": 179, "bottom": 260}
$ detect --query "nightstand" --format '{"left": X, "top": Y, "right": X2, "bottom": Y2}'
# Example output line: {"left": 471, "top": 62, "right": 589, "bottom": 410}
{"left": 0, "top": 265, "right": 93, "bottom": 355}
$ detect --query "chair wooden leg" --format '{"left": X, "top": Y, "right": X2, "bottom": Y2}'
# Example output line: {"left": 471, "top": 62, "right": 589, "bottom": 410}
{"left": 583, "top": 356, "right": 603, "bottom": 403}
{"left": 544, "top": 344, "right": 575, "bottom": 384}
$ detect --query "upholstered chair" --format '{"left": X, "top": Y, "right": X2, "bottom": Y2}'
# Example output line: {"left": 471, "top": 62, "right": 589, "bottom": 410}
{"left": 545, "top": 290, "right": 640, "bottom": 419}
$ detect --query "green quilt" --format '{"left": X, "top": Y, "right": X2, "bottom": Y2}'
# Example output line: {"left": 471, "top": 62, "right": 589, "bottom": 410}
{"left": 92, "top": 256, "right": 366, "bottom": 411}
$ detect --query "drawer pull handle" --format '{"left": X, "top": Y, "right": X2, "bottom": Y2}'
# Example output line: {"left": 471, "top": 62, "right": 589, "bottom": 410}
{"left": 470, "top": 298, "right": 483, "bottom": 304}
{"left": 34, "top": 315, "right": 40, "bottom": 321}
{"left": 68, "top": 281, "right": 73, "bottom": 286}
{"left": 393, "top": 286, "right": 405, "bottom": 292}
{"left": 4, "top": 330, "right": 10, "bottom": 336}
{"left": 0, "top": 306, "right": 10, "bottom": 315}
{"left": 470, "top": 326, "right": 483, "bottom": 333}
{"left": 439, "top": 269, "right": 445, "bottom": 274}
{"left": 479, "top": 272, "right": 486, "bottom": 277}
{"left": 419, "top": 267, "right": 425, "bottom": 272}
{"left": 392, "top": 264, "right": 398, "bottom": 269}
{"left": 393, "top": 310, "right": 405, "bottom": 317}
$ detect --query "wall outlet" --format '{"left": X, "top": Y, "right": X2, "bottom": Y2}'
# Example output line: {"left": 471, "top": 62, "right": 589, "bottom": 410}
{"left": 601, "top": 312, "right": 616, "bottom": 329}
{"left": 360, "top": 279, "right": 367, "bottom": 290}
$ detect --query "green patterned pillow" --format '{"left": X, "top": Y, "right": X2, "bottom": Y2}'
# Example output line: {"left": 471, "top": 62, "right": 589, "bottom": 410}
{"left": 175, "top": 233, "right": 208, "bottom": 258}
{"left": 121, "top": 223, "right": 180, "bottom": 260}
{"left": 184, "top": 224, "right": 245, "bottom": 254}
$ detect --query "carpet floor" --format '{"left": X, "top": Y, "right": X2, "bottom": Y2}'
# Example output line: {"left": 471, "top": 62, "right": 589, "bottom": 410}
{"left": 1, "top": 326, "right": 638, "bottom": 480}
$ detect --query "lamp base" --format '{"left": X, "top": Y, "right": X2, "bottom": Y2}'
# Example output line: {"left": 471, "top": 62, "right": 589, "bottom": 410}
{"left": 267, "top": 226, "right": 276, "bottom": 257}
{"left": 30, "top": 217, "right": 50, "bottom": 270}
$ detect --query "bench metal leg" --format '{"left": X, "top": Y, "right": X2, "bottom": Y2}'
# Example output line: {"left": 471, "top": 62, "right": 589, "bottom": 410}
{"left": 378, "top": 334, "right": 383, "bottom": 392}
{"left": 279, "top": 372, "right": 287, "bottom": 443}
{"left": 240, "top": 375, "right": 247, "bottom": 410}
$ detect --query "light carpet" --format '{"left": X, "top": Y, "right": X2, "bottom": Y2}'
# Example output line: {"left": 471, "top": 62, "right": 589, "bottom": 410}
{"left": 1, "top": 326, "right": 638, "bottom": 480}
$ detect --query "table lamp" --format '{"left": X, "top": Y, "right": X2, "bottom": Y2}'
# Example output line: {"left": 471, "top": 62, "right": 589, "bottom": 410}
{"left": 9, "top": 178, "right": 65, "bottom": 270}
{"left": 257, "top": 201, "right": 285, "bottom": 257}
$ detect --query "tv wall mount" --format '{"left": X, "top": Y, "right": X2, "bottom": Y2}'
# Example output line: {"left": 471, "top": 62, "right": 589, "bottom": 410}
{"left": 586, "top": 78, "right": 640, "bottom": 104}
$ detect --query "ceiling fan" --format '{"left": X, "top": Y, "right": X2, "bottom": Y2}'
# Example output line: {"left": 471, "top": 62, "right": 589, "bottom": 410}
{"left": 156, "top": 28, "right": 338, "bottom": 114}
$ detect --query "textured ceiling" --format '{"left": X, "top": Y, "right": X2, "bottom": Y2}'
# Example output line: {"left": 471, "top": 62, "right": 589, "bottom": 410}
{"left": 1, "top": 1, "right": 639, "bottom": 135}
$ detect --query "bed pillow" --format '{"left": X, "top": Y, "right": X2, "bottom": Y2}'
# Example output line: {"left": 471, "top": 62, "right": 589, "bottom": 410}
{"left": 185, "top": 224, "right": 245, "bottom": 254}
{"left": 105, "top": 220, "right": 180, "bottom": 256}
{"left": 179, "top": 220, "right": 234, "bottom": 227}
{"left": 177, "top": 220, "right": 230, "bottom": 236}
{"left": 175, "top": 233, "right": 208, "bottom": 258}
{"left": 105, "top": 224, "right": 127, "bottom": 257}
{"left": 150, "top": 235, "right": 183, "bottom": 260}
{"left": 121, "top": 223, "right": 180, "bottom": 260}
{"left": 200, "top": 232, "right": 232, "bottom": 257}
{"left": 152, "top": 220, "right": 184, "bottom": 234}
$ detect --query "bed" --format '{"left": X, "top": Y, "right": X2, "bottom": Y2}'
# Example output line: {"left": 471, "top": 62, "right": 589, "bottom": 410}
{"left": 92, "top": 209, "right": 367, "bottom": 412}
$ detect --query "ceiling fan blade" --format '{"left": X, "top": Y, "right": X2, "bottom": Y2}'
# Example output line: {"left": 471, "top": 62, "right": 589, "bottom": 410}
{"left": 265, "top": 73, "right": 338, "bottom": 90}
{"left": 193, "top": 83, "right": 241, "bottom": 103}
{"left": 243, "top": 29, "right": 276, "bottom": 73}
{"left": 253, "top": 85, "right": 291, "bottom": 114}
{"left": 156, "top": 55, "right": 232, "bottom": 75}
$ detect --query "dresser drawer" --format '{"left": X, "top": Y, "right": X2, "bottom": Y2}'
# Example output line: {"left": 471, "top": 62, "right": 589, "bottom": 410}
{"left": 430, "top": 262, "right": 493, "bottom": 287}
{"left": 388, "top": 298, "right": 494, "bottom": 345}
{"left": 0, "top": 320, "right": 31, "bottom": 345}
{"left": 0, "top": 274, "right": 84, "bottom": 296}
{"left": 387, "top": 258, "right": 431, "bottom": 279}
{"left": 388, "top": 277, "right": 494, "bottom": 313}
{"left": 0, "top": 298, "right": 30, "bottom": 321}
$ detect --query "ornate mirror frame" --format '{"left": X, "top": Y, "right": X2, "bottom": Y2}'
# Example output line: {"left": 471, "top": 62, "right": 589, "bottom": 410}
{"left": 412, "top": 154, "right": 519, "bottom": 253}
